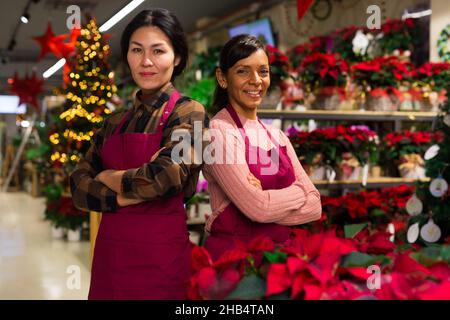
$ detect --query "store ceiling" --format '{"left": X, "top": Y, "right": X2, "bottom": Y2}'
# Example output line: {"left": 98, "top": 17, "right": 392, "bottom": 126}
{"left": 0, "top": 0, "right": 259, "bottom": 92}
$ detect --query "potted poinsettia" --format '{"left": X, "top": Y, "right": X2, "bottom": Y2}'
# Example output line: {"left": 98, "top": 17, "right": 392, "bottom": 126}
{"left": 372, "top": 18, "right": 420, "bottom": 57}
{"left": 297, "top": 52, "right": 349, "bottom": 110}
{"left": 351, "top": 56, "right": 414, "bottom": 111}
{"left": 58, "top": 196, "right": 88, "bottom": 241}
{"left": 258, "top": 45, "right": 290, "bottom": 109}
{"left": 287, "top": 126, "right": 341, "bottom": 180}
{"left": 333, "top": 125, "right": 380, "bottom": 180}
{"left": 381, "top": 130, "right": 444, "bottom": 179}
{"left": 413, "top": 62, "right": 450, "bottom": 111}
{"left": 319, "top": 185, "right": 415, "bottom": 243}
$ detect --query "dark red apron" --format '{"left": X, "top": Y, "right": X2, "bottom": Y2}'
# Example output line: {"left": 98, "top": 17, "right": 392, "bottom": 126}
{"left": 89, "top": 91, "right": 191, "bottom": 300}
{"left": 204, "top": 105, "right": 296, "bottom": 261}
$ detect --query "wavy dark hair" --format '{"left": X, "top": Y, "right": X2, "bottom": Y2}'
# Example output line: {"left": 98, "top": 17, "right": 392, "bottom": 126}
{"left": 212, "top": 34, "right": 268, "bottom": 113}
{"left": 120, "top": 8, "right": 188, "bottom": 80}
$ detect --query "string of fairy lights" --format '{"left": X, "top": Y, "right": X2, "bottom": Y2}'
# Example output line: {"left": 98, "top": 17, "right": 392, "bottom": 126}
{"left": 50, "top": 19, "right": 117, "bottom": 165}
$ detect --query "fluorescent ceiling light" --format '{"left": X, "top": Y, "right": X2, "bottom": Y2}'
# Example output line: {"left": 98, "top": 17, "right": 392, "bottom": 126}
{"left": 42, "top": 0, "right": 145, "bottom": 78}
{"left": 43, "top": 58, "right": 65, "bottom": 78}
{"left": 99, "top": 0, "right": 146, "bottom": 32}
{"left": 402, "top": 9, "right": 432, "bottom": 19}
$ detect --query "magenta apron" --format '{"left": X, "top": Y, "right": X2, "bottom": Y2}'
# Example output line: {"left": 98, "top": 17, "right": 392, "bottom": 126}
{"left": 89, "top": 90, "right": 191, "bottom": 300}
{"left": 204, "top": 105, "right": 296, "bottom": 261}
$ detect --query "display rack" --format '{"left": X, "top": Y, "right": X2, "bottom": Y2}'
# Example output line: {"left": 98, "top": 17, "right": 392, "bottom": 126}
{"left": 258, "top": 109, "right": 438, "bottom": 131}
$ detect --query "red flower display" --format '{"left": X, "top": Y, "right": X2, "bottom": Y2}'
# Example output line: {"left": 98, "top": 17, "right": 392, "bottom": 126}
{"left": 352, "top": 56, "right": 415, "bottom": 89}
{"left": 382, "top": 130, "right": 443, "bottom": 161}
{"left": 298, "top": 52, "right": 349, "bottom": 91}
{"left": 188, "top": 229, "right": 450, "bottom": 300}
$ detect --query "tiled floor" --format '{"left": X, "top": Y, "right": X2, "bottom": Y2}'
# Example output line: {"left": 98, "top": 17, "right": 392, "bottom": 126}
{"left": 0, "top": 192, "right": 90, "bottom": 299}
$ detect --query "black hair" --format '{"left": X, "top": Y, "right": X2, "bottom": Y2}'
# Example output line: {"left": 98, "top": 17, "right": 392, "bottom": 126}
{"left": 212, "top": 34, "right": 268, "bottom": 113}
{"left": 120, "top": 8, "right": 188, "bottom": 80}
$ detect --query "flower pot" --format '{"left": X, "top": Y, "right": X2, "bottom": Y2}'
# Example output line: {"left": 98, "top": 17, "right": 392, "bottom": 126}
{"left": 197, "top": 203, "right": 211, "bottom": 222}
{"left": 260, "top": 87, "right": 282, "bottom": 109}
{"left": 67, "top": 228, "right": 81, "bottom": 242}
{"left": 370, "top": 165, "right": 382, "bottom": 178}
{"left": 309, "top": 165, "right": 326, "bottom": 180}
{"left": 51, "top": 226, "right": 65, "bottom": 239}
{"left": 337, "top": 153, "right": 362, "bottom": 180}
{"left": 187, "top": 205, "right": 197, "bottom": 219}
{"left": 311, "top": 87, "right": 345, "bottom": 110}
{"left": 365, "top": 88, "right": 396, "bottom": 111}
{"left": 189, "top": 231, "right": 201, "bottom": 245}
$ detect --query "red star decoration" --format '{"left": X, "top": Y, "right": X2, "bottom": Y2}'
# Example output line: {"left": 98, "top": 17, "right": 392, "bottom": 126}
{"left": 9, "top": 71, "right": 45, "bottom": 110}
{"left": 32, "top": 22, "right": 58, "bottom": 60}
{"left": 33, "top": 23, "right": 80, "bottom": 61}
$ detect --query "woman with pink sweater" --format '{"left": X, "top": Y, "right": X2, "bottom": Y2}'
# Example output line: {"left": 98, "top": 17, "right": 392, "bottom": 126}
{"left": 203, "top": 35, "right": 322, "bottom": 260}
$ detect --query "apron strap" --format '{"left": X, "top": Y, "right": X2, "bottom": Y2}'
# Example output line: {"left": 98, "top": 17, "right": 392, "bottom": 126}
{"left": 113, "top": 109, "right": 132, "bottom": 135}
{"left": 155, "top": 90, "right": 181, "bottom": 134}
{"left": 225, "top": 104, "right": 280, "bottom": 150}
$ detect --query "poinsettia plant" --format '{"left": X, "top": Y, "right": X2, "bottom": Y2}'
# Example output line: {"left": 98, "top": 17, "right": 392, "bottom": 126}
{"left": 288, "top": 125, "right": 379, "bottom": 169}
{"left": 297, "top": 52, "right": 349, "bottom": 92}
{"left": 188, "top": 230, "right": 450, "bottom": 300}
{"left": 414, "top": 62, "right": 450, "bottom": 92}
{"left": 351, "top": 56, "right": 415, "bottom": 89}
{"left": 266, "top": 45, "right": 290, "bottom": 92}
{"left": 318, "top": 185, "right": 415, "bottom": 241}
{"left": 381, "top": 130, "right": 444, "bottom": 162}
{"left": 287, "top": 126, "right": 340, "bottom": 168}
{"left": 331, "top": 25, "right": 363, "bottom": 62}
{"left": 371, "top": 18, "right": 421, "bottom": 55}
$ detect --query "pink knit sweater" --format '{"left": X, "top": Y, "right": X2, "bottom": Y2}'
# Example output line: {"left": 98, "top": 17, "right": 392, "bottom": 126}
{"left": 203, "top": 108, "right": 322, "bottom": 232}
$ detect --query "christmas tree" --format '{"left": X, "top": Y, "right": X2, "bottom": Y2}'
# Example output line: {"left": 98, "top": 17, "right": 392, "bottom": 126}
{"left": 49, "top": 17, "right": 117, "bottom": 176}
{"left": 409, "top": 91, "right": 450, "bottom": 244}
{"left": 44, "top": 17, "right": 117, "bottom": 232}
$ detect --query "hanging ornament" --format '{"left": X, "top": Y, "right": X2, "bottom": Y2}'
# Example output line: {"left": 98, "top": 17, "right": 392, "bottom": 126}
{"left": 407, "top": 222, "right": 420, "bottom": 243}
{"left": 420, "top": 218, "right": 441, "bottom": 243}
{"left": 386, "top": 223, "right": 395, "bottom": 242}
{"left": 9, "top": 71, "right": 44, "bottom": 110}
{"left": 33, "top": 23, "right": 80, "bottom": 61}
{"left": 429, "top": 175, "right": 448, "bottom": 197}
{"left": 424, "top": 144, "right": 440, "bottom": 160}
{"left": 406, "top": 194, "right": 423, "bottom": 216}
{"left": 32, "top": 22, "right": 58, "bottom": 60}
{"left": 444, "top": 114, "right": 450, "bottom": 127}
{"left": 53, "top": 27, "right": 81, "bottom": 60}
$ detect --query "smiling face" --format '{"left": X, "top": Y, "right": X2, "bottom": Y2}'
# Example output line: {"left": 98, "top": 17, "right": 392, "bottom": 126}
{"left": 217, "top": 49, "right": 270, "bottom": 114}
{"left": 127, "top": 26, "right": 180, "bottom": 94}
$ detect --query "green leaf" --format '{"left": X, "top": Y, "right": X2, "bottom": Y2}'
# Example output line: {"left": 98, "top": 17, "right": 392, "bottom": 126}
{"left": 263, "top": 251, "right": 287, "bottom": 263}
{"left": 341, "top": 251, "right": 390, "bottom": 268}
{"left": 225, "top": 274, "right": 266, "bottom": 300}
{"left": 441, "top": 246, "right": 450, "bottom": 263}
{"left": 344, "top": 223, "right": 368, "bottom": 238}
{"left": 267, "top": 289, "right": 291, "bottom": 300}
{"left": 370, "top": 208, "right": 386, "bottom": 217}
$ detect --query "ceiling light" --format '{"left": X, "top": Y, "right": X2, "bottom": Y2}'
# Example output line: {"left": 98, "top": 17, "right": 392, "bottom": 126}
{"left": 21, "top": 13, "right": 30, "bottom": 24}
{"left": 99, "top": 0, "right": 146, "bottom": 32}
